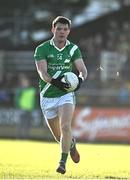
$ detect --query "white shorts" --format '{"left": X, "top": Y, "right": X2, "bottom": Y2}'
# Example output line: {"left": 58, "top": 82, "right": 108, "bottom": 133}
{"left": 40, "top": 92, "right": 76, "bottom": 120}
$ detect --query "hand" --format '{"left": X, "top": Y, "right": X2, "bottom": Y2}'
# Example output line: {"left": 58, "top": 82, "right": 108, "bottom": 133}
{"left": 51, "top": 75, "right": 70, "bottom": 91}
{"left": 74, "top": 76, "right": 84, "bottom": 91}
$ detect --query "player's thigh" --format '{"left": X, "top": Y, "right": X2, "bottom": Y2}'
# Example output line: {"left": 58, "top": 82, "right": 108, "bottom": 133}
{"left": 58, "top": 103, "right": 75, "bottom": 127}
{"left": 47, "top": 117, "right": 61, "bottom": 141}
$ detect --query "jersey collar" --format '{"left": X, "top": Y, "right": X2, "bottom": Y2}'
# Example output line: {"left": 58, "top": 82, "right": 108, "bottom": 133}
{"left": 50, "top": 38, "right": 70, "bottom": 51}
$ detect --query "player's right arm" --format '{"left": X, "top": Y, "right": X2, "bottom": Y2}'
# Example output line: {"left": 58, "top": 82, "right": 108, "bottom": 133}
{"left": 35, "top": 59, "right": 52, "bottom": 83}
{"left": 35, "top": 59, "right": 69, "bottom": 91}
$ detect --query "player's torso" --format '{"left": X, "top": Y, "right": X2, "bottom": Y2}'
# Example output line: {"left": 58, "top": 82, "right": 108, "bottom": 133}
{"left": 39, "top": 41, "right": 76, "bottom": 97}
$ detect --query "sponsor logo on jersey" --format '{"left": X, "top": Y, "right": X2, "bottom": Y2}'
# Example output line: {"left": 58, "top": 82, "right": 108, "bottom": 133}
{"left": 48, "top": 64, "right": 71, "bottom": 70}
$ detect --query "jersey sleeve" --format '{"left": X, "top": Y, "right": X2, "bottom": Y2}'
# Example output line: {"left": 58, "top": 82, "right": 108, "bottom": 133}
{"left": 34, "top": 45, "right": 47, "bottom": 61}
{"left": 71, "top": 46, "right": 82, "bottom": 62}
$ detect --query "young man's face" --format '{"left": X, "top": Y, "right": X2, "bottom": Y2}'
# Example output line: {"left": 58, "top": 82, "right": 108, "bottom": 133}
{"left": 52, "top": 22, "right": 70, "bottom": 42}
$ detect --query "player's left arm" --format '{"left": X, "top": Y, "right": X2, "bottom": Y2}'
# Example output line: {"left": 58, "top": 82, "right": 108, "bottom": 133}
{"left": 74, "top": 58, "right": 88, "bottom": 80}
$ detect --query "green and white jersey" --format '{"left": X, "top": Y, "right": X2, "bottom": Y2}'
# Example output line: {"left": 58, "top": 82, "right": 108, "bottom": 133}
{"left": 34, "top": 38, "right": 82, "bottom": 97}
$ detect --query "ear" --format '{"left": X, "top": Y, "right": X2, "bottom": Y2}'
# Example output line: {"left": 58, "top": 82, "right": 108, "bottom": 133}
{"left": 68, "top": 29, "right": 70, "bottom": 35}
{"left": 51, "top": 27, "right": 54, "bottom": 34}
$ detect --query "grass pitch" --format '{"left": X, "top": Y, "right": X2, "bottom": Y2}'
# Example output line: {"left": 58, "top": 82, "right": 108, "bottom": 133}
{"left": 0, "top": 139, "right": 130, "bottom": 179}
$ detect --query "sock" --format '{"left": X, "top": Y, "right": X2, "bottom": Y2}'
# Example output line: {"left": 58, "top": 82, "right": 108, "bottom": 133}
{"left": 60, "top": 153, "right": 68, "bottom": 164}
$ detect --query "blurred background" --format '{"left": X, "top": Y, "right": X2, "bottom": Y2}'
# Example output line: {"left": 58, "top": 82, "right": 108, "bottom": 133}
{"left": 0, "top": 0, "right": 130, "bottom": 143}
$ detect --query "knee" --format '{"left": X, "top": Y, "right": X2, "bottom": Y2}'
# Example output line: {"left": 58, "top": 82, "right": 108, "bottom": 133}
{"left": 54, "top": 135, "right": 60, "bottom": 143}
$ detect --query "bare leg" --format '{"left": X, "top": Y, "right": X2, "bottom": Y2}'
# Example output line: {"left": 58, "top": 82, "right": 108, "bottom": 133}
{"left": 45, "top": 111, "right": 80, "bottom": 165}
{"left": 58, "top": 103, "right": 75, "bottom": 154}
{"left": 46, "top": 117, "right": 61, "bottom": 142}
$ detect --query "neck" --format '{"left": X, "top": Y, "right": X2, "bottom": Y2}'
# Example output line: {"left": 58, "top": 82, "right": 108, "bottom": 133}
{"left": 53, "top": 39, "right": 66, "bottom": 49}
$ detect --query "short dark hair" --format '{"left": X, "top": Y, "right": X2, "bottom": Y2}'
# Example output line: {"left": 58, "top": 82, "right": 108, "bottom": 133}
{"left": 52, "top": 16, "right": 71, "bottom": 28}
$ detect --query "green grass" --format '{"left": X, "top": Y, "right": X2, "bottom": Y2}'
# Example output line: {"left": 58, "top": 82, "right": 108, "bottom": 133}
{"left": 0, "top": 140, "right": 130, "bottom": 179}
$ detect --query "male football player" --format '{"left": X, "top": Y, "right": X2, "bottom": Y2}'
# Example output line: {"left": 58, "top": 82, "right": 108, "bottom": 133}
{"left": 34, "top": 16, "right": 87, "bottom": 174}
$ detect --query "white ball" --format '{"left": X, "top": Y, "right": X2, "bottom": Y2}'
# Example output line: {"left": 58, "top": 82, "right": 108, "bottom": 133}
{"left": 62, "top": 72, "right": 79, "bottom": 92}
